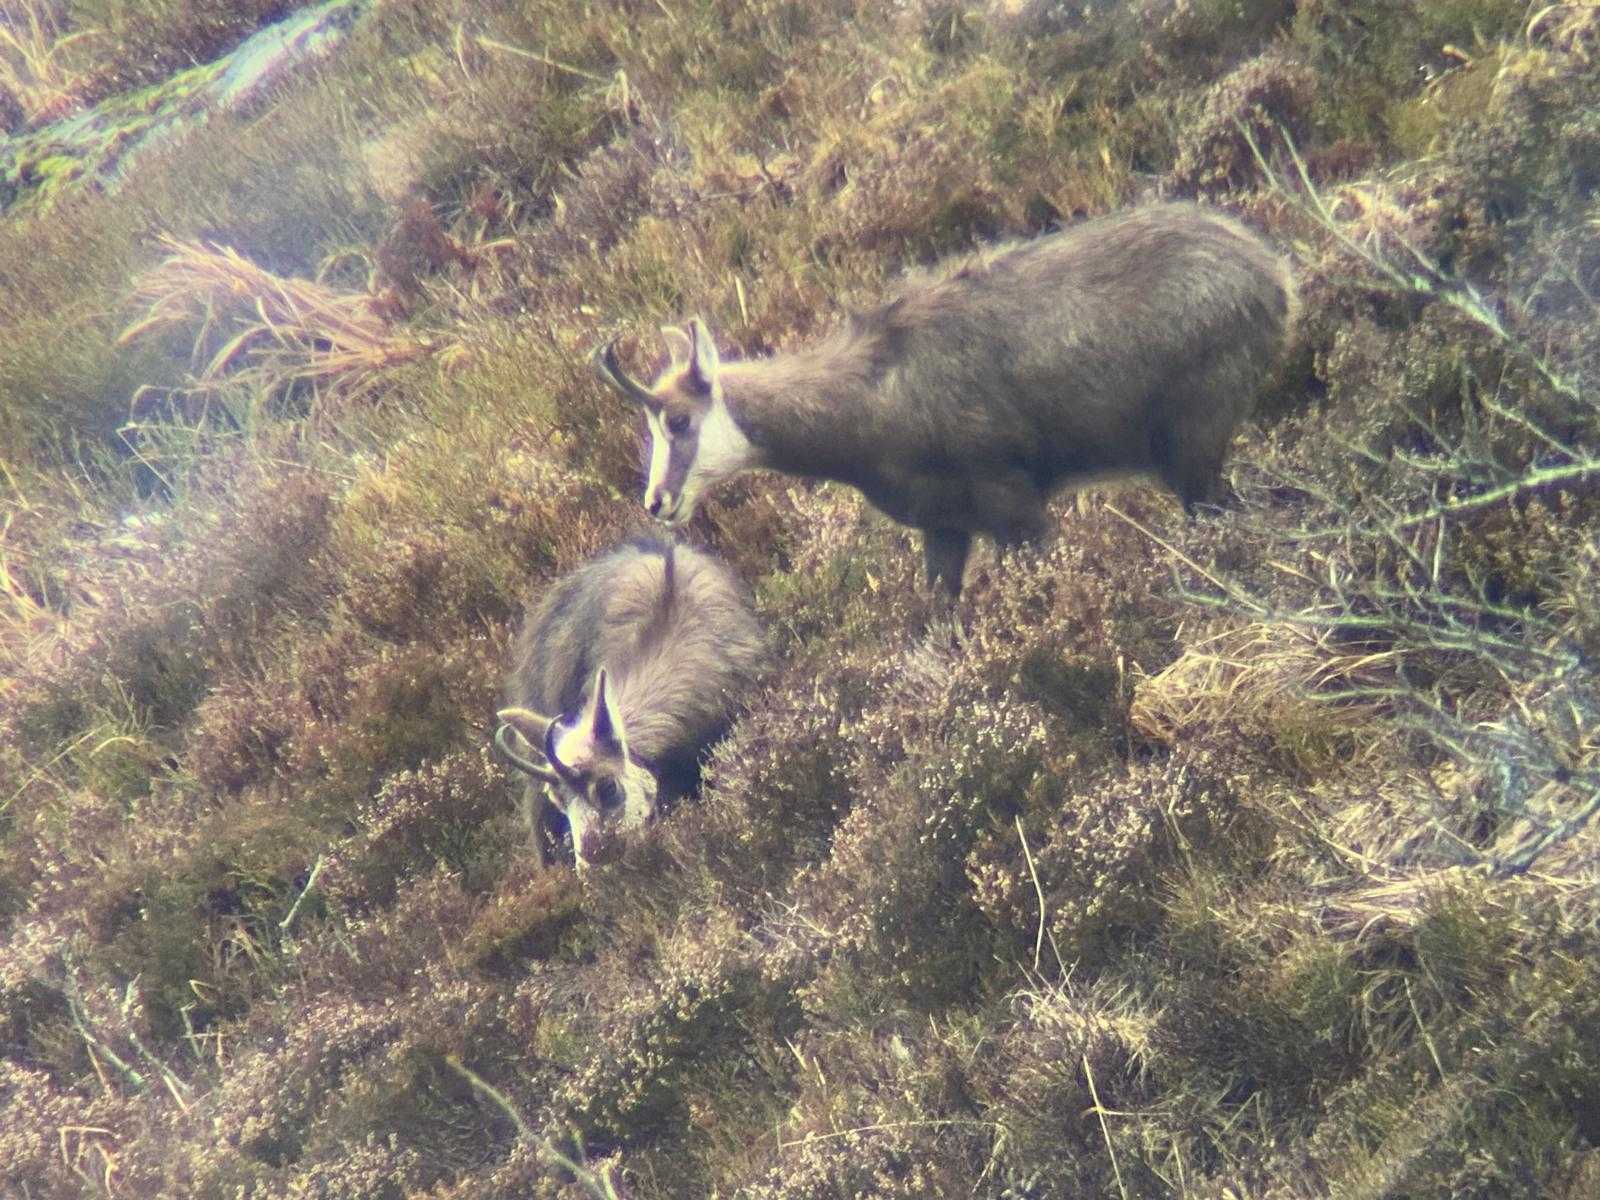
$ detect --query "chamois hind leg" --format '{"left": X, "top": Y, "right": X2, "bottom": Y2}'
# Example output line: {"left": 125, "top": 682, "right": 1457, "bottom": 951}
{"left": 1152, "top": 353, "right": 1259, "bottom": 512}
{"left": 923, "top": 527, "right": 972, "bottom": 598}
{"left": 1151, "top": 424, "right": 1228, "bottom": 513}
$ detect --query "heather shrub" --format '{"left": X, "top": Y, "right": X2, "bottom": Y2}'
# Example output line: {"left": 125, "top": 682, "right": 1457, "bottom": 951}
{"left": 1170, "top": 47, "right": 1318, "bottom": 196}
{"left": 799, "top": 772, "right": 996, "bottom": 1009}
{"left": 1149, "top": 0, "right": 1296, "bottom": 75}
{"left": 297, "top": 867, "right": 483, "bottom": 999}
{"left": 1019, "top": 745, "right": 1241, "bottom": 963}
{"left": 84, "top": 794, "right": 330, "bottom": 1038}
{"left": 327, "top": 437, "right": 631, "bottom": 643}
{"left": 209, "top": 995, "right": 407, "bottom": 1171}
{"left": 737, "top": 1018, "right": 993, "bottom": 1198}
{"left": 301, "top": 987, "right": 526, "bottom": 1190}
{"left": 751, "top": 488, "right": 931, "bottom": 649}
{"left": 407, "top": 34, "right": 616, "bottom": 213}
{"left": 550, "top": 917, "right": 803, "bottom": 1161}
{"left": 671, "top": 666, "right": 856, "bottom": 893}
{"left": 187, "top": 672, "right": 301, "bottom": 793}
{"left": 978, "top": 979, "right": 1158, "bottom": 1194}
{"left": 0, "top": 1058, "right": 140, "bottom": 1198}
{"left": 458, "top": 859, "right": 586, "bottom": 975}
{"left": 5, "top": 0, "right": 1600, "bottom": 1196}
{"left": 283, "top": 633, "right": 499, "bottom": 814}
{"left": 324, "top": 747, "right": 508, "bottom": 908}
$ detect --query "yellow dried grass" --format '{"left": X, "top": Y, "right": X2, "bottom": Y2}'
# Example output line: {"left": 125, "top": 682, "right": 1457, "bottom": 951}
{"left": 1526, "top": 3, "right": 1600, "bottom": 62}
{"left": 1316, "top": 738, "right": 1600, "bottom": 942}
{"left": 1315, "top": 846, "right": 1597, "bottom": 942}
{"left": 1130, "top": 619, "right": 1399, "bottom": 745}
{"left": 0, "top": 525, "right": 66, "bottom": 694}
{"left": 118, "top": 236, "right": 450, "bottom": 407}
{"left": 0, "top": 0, "right": 97, "bottom": 124}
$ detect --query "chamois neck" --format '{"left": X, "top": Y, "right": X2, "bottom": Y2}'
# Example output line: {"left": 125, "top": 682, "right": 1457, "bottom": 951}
{"left": 718, "top": 335, "right": 881, "bottom": 485}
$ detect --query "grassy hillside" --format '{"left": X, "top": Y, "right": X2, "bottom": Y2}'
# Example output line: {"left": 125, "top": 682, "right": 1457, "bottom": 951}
{"left": 3, "top": 1, "right": 1599, "bottom": 1195}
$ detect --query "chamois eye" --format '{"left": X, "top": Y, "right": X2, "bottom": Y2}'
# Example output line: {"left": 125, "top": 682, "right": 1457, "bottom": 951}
{"left": 666, "top": 412, "right": 691, "bottom": 437}
{"left": 594, "top": 778, "right": 624, "bottom": 810}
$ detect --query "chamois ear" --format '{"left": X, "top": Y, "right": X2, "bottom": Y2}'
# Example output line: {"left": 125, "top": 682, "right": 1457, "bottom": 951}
{"left": 494, "top": 708, "right": 560, "bottom": 783}
{"left": 686, "top": 317, "right": 721, "bottom": 393}
{"left": 660, "top": 325, "right": 692, "bottom": 366}
{"left": 583, "top": 667, "right": 626, "bottom": 755}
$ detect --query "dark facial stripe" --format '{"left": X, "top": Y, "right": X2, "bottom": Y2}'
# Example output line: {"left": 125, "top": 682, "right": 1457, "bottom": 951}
{"left": 662, "top": 427, "right": 698, "bottom": 498}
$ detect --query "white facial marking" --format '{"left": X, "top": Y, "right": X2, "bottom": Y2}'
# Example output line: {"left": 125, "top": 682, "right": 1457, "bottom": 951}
{"left": 673, "top": 393, "right": 755, "bottom": 522}
{"left": 549, "top": 721, "right": 592, "bottom": 774}
{"left": 550, "top": 756, "right": 658, "bottom": 871}
{"left": 563, "top": 794, "right": 599, "bottom": 868}
{"left": 642, "top": 406, "right": 675, "bottom": 518}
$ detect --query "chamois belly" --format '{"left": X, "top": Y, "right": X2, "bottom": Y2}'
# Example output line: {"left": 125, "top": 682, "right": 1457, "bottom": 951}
{"left": 859, "top": 460, "right": 1033, "bottom": 535}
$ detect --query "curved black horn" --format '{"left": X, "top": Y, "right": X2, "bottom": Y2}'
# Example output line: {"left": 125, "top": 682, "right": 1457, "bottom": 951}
{"left": 591, "top": 337, "right": 657, "bottom": 407}
{"left": 494, "top": 724, "right": 560, "bottom": 785}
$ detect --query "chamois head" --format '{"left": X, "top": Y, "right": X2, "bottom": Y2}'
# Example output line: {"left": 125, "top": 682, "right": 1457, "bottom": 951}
{"left": 592, "top": 318, "right": 753, "bottom": 527}
{"left": 495, "top": 667, "right": 657, "bottom": 868}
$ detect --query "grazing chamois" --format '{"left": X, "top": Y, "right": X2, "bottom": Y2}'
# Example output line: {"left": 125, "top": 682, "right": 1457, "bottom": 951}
{"left": 593, "top": 202, "right": 1295, "bottom": 595}
{"left": 495, "top": 537, "right": 763, "bottom": 868}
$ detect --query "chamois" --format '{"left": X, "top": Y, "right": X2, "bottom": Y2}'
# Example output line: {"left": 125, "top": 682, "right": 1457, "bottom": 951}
{"left": 495, "top": 537, "right": 763, "bottom": 868}
{"left": 594, "top": 202, "right": 1295, "bottom": 595}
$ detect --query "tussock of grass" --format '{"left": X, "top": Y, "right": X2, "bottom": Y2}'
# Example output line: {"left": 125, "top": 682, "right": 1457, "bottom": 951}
{"left": 118, "top": 235, "right": 449, "bottom": 410}
{"left": 4, "top": 0, "right": 1600, "bottom": 1197}
{"left": 1130, "top": 619, "right": 1396, "bottom": 752}
{"left": 0, "top": 0, "right": 94, "bottom": 125}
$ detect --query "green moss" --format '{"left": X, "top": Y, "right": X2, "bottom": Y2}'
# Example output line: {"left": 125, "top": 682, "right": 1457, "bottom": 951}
{"left": 71, "top": 606, "right": 212, "bottom": 735}
{"left": 1288, "top": 0, "right": 1531, "bottom": 151}
{"left": 76, "top": 730, "right": 162, "bottom": 804}
{"left": 1412, "top": 883, "right": 1522, "bottom": 1005}
{"left": 1386, "top": 53, "right": 1502, "bottom": 160}
{"left": 1158, "top": 0, "right": 1296, "bottom": 72}
{"left": 1014, "top": 648, "right": 1120, "bottom": 733}
{"left": 1168, "top": 935, "right": 1368, "bottom": 1105}
{"left": 1264, "top": 708, "right": 1359, "bottom": 780}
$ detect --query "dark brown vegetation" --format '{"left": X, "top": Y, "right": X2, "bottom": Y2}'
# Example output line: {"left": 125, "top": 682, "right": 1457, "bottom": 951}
{"left": 3, "top": 0, "right": 1599, "bottom": 1196}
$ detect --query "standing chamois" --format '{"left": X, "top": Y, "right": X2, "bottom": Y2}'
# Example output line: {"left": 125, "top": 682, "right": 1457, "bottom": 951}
{"left": 593, "top": 202, "right": 1295, "bottom": 595}
{"left": 495, "top": 537, "right": 763, "bottom": 868}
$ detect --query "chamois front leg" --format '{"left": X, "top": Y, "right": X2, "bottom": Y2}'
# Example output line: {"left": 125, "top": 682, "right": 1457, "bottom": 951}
{"left": 923, "top": 528, "right": 972, "bottom": 598}
{"left": 516, "top": 782, "right": 558, "bottom": 869}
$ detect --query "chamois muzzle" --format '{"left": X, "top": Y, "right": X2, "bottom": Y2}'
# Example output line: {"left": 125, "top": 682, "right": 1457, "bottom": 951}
{"left": 591, "top": 338, "right": 657, "bottom": 408}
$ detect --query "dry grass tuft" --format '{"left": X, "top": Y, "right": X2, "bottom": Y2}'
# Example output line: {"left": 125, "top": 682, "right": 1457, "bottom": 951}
{"left": 1525, "top": 2, "right": 1600, "bottom": 61}
{"left": 1130, "top": 618, "right": 1398, "bottom": 746}
{"left": 0, "top": 517, "right": 71, "bottom": 696}
{"left": 117, "top": 236, "right": 453, "bottom": 410}
{"left": 0, "top": 0, "right": 95, "bottom": 125}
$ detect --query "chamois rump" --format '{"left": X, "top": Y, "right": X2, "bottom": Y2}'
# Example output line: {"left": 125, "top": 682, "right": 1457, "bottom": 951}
{"left": 495, "top": 537, "right": 763, "bottom": 868}
{"left": 594, "top": 202, "right": 1295, "bottom": 595}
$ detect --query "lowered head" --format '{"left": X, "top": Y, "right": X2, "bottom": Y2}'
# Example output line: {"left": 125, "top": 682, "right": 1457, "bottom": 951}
{"left": 494, "top": 667, "right": 657, "bottom": 869}
{"left": 591, "top": 318, "right": 756, "bottom": 527}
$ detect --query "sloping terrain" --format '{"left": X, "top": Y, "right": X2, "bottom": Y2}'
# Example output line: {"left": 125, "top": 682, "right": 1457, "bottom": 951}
{"left": 3, "top": 1, "right": 1599, "bottom": 1196}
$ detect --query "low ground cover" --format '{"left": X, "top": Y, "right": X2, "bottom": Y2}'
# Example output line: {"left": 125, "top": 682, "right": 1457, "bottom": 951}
{"left": 3, "top": 1, "right": 1598, "bottom": 1195}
